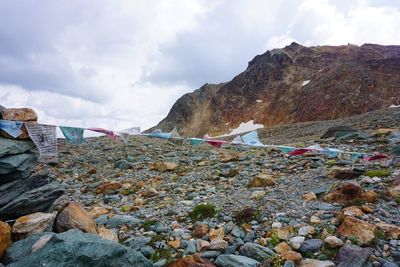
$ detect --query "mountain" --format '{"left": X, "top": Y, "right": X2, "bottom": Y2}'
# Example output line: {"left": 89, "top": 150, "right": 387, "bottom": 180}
{"left": 151, "top": 43, "right": 400, "bottom": 137}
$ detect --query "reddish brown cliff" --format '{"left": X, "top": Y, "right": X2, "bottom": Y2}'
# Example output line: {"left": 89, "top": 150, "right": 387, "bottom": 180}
{"left": 152, "top": 43, "right": 400, "bottom": 136}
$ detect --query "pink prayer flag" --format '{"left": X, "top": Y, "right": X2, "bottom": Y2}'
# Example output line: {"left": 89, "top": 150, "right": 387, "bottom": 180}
{"left": 204, "top": 134, "right": 227, "bottom": 148}
{"left": 87, "top": 127, "right": 117, "bottom": 140}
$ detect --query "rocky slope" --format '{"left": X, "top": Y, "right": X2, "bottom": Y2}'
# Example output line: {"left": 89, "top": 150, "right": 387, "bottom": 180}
{"left": 152, "top": 43, "right": 400, "bottom": 136}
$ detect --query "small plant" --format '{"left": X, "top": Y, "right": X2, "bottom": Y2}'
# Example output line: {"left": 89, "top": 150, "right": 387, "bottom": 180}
{"left": 149, "top": 234, "right": 164, "bottom": 246}
{"left": 320, "top": 245, "right": 339, "bottom": 260}
{"left": 268, "top": 232, "right": 280, "bottom": 247}
{"left": 394, "top": 196, "right": 400, "bottom": 206}
{"left": 119, "top": 205, "right": 130, "bottom": 212}
{"left": 347, "top": 235, "right": 360, "bottom": 245}
{"left": 188, "top": 203, "right": 216, "bottom": 221}
{"left": 371, "top": 229, "right": 387, "bottom": 245}
{"left": 326, "top": 159, "right": 337, "bottom": 167}
{"left": 143, "top": 220, "right": 157, "bottom": 231}
{"left": 262, "top": 255, "right": 284, "bottom": 267}
{"left": 234, "top": 207, "right": 261, "bottom": 224}
{"left": 150, "top": 248, "right": 172, "bottom": 263}
{"left": 364, "top": 169, "right": 390, "bottom": 177}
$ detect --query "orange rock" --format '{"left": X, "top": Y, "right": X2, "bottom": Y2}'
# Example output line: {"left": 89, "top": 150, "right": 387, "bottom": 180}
{"left": 169, "top": 239, "right": 181, "bottom": 249}
{"left": 169, "top": 254, "right": 216, "bottom": 267}
{"left": 376, "top": 222, "right": 400, "bottom": 239}
{"left": 0, "top": 221, "right": 12, "bottom": 258}
{"left": 363, "top": 190, "right": 378, "bottom": 203}
{"left": 341, "top": 206, "right": 364, "bottom": 217}
{"left": 324, "top": 183, "right": 375, "bottom": 203}
{"left": 95, "top": 181, "right": 122, "bottom": 194}
{"left": 89, "top": 206, "right": 109, "bottom": 218}
{"left": 1, "top": 108, "right": 38, "bottom": 121}
{"left": 209, "top": 227, "right": 224, "bottom": 241}
{"left": 12, "top": 212, "right": 55, "bottom": 239}
{"left": 337, "top": 216, "right": 376, "bottom": 245}
{"left": 271, "top": 226, "right": 293, "bottom": 240}
{"left": 248, "top": 173, "right": 275, "bottom": 187}
{"left": 361, "top": 205, "right": 373, "bottom": 213}
{"left": 193, "top": 224, "right": 209, "bottom": 237}
{"left": 54, "top": 202, "right": 98, "bottom": 234}
{"left": 219, "top": 151, "right": 239, "bottom": 162}
{"left": 281, "top": 251, "right": 302, "bottom": 263}
{"left": 303, "top": 192, "right": 317, "bottom": 201}
{"left": 97, "top": 227, "right": 118, "bottom": 242}
{"left": 150, "top": 162, "right": 178, "bottom": 172}
{"left": 274, "top": 242, "right": 292, "bottom": 254}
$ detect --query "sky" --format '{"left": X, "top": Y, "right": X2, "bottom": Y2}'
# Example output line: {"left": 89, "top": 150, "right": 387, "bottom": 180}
{"left": 1, "top": 0, "right": 400, "bottom": 133}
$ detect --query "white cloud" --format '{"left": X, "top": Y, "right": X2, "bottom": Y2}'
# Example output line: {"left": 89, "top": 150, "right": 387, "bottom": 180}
{"left": 0, "top": 0, "right": 399, "bottom": 134}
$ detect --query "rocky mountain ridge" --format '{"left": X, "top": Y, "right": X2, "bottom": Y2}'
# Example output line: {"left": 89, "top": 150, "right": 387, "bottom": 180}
{"left": 152, "top": 43, "right": 400, "bottom": 136}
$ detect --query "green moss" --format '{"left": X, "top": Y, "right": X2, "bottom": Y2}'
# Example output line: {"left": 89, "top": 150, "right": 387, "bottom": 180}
{"left": 320, "top": 245, "right": 339, "bottom": 260}
{"left": 262, "top": 255, "right": 284, "bottom": 267}
{"left": 143, "top": 220, "right": 157, "bottom": 231}
{"left": 347, "top": 235, "right": 360, "bottom": 245}
{"left": 149, "top": 234, "right": 165, "bottom": 246}
{"left": 269, "top": 232, "right": 280, "bottom": 247}
{"left": 119, "top": 205, "right": 130, "bottom": 212}
{"left": 234, "top": 207, "right": 261, "bottom": 224}
{"left": 326, "top": 159, "right": 337, "bottom": 167}
{"left": 188, "top": 203, "right": 216, "bottom": 221}
{"left": 150, "top": 248, "right": 172, "bottom": 263}
{"left": 364, "top": 169, "right": 390, "bottom": 177}
{"left": 394, "top": 196, "right": 400, "bottom": 206}
{"left": 372, "top": 229, "right": 387, "bottom": 245}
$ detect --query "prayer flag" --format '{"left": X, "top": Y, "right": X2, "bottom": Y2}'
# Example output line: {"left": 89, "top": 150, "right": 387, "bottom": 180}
{"left": 59, "top": 126, "right": 85, "bottom": 144}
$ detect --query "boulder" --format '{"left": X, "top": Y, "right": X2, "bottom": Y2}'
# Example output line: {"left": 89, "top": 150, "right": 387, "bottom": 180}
{"left": 328, "top": 167, "right": 363, "bottom": 180}
{"left": 3, "top": 229, "right": 152, "bottom": 266}
{"left": 238, "top": 242, "right": 275, "bottom": 262}
{"left": 1, "top": 108, "right": 38, "bottom": 121}
{"left": 215, "top": 254, "right": 260, "bottom": 267}
{"left": 337, "top": 216, "right": 376, "bottom": 245}
{"left": 335, "top": 244, "right": 373, "bottom": 267}
{"left": 170, "top": 254, "right": 216, "bottom": 267}
{"left": 298, "top": 239, "right": 323, "bottom": 254}
{"left": 324, "top": 236, "right": 344, "bottom": 248}
{"left": 281, "top": 251, "right": 302, "bottom": 264}
{"left": 106, "top": 215, "right": 141, "bottom": 228}
{"left": 248, "top": 174, "right": 275, "bottom": 187}
{"left": 0, "top": 221, "right": 11, "bottom": 258}
{"left": 376, "top": 222, "right": 400, "bottom": 239}
{"left": 323, "top": 183, "right": 376, "bottom": 203}
{"left": 0, "top": 173, "right": 64, "bottom": 220}
{"left": 97, "top": 227, "right": 118, "bottom": 242}
{"left": 150, "top": 161, "right": 178, "bottom": 172}
{"left": 0, "top": 137, "right": 37, "bottom": 185}
{"left": 12, "top": 212, "right": 55, "bottom": 239}
{"left": 193, "top": 223, "right": 209, "bottom": 237}
{"left": 54, "top": 202, "right": 98, "bottom": 234}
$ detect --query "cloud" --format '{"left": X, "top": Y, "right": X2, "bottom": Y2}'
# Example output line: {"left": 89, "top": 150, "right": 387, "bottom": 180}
{"left": 0, "top": 0, "right": 399, "bottom": 133}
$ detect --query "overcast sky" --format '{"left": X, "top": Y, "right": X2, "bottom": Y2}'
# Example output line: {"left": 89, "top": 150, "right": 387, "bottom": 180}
{"left": 1, "top": 0, "right": 400, "bottom": 132}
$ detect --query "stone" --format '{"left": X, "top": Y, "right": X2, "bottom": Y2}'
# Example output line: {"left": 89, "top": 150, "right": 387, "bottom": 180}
{"left": 106, "top": 215, "right": 141, "bottom": 228}
{"left": 289, "top": 236, "right": 305, "bottom": 250}
{"left": 324, "top": 236, "right": 344, "bottom": 248}
{"left": 271, "top": 226, "right": 293, "bottom": 240}
{"left": 298, "top": 226, "right": 316, "bottom": 236}
{"left": 193, "top": 223, "right": 209, "bottom": 237}
{"left": 31, "top": 234, "right": 53, "bottom": 253}
{"left": 89, "top": 206, "right": 109, "bottom": 218}
{"left": 169, "top": 239, "right": 181, "bottom": 249}
{"left": 1, "top": 108, "right": 38, "bottom": 121}
{"left": 274, "top": 242, "right": 292, "bottom": 254}
{"left": 12, "top": 212, "right": 55, "bottom": 239}
{"left": 299, "top": 259, "right": 335, "bottom": 267}
{"left": 328, "top": 167, "right": 363, "bottom": 180}
{"left": 97, "top": 227, "right": 118, "bottom": 242}
{"left": 341, "top": 206, "right": 364, "bottom": 217}
{"left": 376, "top": 222, "right": 400, "bottom": 239}
{"left": 337, "top": 216, "right": 376, "bottom": 245}
{"left": 54, "top": 202, "right": 97, "bottom": 234}
{"left": 310, "top": 216, "right": 321, "bottom": 224}
{"left": 238, "top": 242, "right": 275, "bottom": 261}
{"left": 169, "top": 254, "right": 216, "bottom": 267}
{"left": 215, "top": 254, "right": 260, "bottom": 267}
{"left": 95, "top": 181, "right": 122, "bottom": 194}
{"left": 3, "top": 229, "right": 152, "bottom": 266}
{"left": 0, "top": 173, "right": 64, "bottom": 220}
{"left": 323, "top": 183, "right": 374, "bottom": 203}
{"left": 209, "top": 240, "right": 227, "bottom": 251}
{"left": 0, "top": 220, "right": 11, "bottom": 258}
{"left": 250, "top": 190, "right": 266, "bottom": 199}
{"left": 248, "top": 173, "right": 275, "bottom": 187}
{"left": 124, "top": 236, "right": 151, "bottom": 250}
{"left": 389, "top": 185, "right": 400, "bottom": 198}
{"left": 335, "top": 244, "right": 373, "bottom": 267}
{"left": 298, "top": 239, "right": 323, "bottom": 254}
{"left": 209, "top": 227, "right": 224, "bottom": 240}
{"left": 303, "top": 192, "right": 317, "bottom": 201}
{"left": 281, "top": 251, "right": 302, "bottom": 264}
{"left": 114, "top": 159, "right": 131, "bottom": 170}
{"left": 150, "top": 161, "right": 178, "bottom": 172}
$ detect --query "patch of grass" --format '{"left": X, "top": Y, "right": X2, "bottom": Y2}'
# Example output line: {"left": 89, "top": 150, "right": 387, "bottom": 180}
{"left": 149, "top": 234, "right": 165, "bottom": 246}
{"left": 188, "top": 203, "right": 216, "bottom": 221}
{"left": 268, "top": 232, "right": 281, "bottom": 247}
{"left": 119, "top": 205, "right": 130, "bottom": 212}
{"left": 394, "top": 196, "right": 400, "bottom": 206}
{"left": 261, "top": 255, "right": 284, "bottom": 267}
{"left": 347, "top": 235, "right": 361, "bottom": 245}
{"left": 150, "top": 248, "right": 173, "bottom": 263}
{"left": 372, "top": 229, "right": 387, "bottom": 245}
{"left": 364, "top": 169, "right": 390, "bottom": 177}
{"left": 320, "top": 245, "right": 339, "bottom": 260}
{"left": 326, "top": 159, "right": 337, "bottom": 167}
{"left": 234, "top": 207, "right": 261, "bottom": 224}
{"left": 143, "top": 220, "right": 157, "bottom": 231}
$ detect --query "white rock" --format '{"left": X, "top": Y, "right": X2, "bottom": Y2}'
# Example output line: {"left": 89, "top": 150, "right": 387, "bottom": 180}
{"left": 289, "top": 236, "right": 305, "bottom": 250}
{"left": 272, "top": 222, "right": 282, "bottom": 228}
{"left": 324, "top": 236, "right": 344, "bottom": 248}
{"left": 298, "top": 225, "right": 316, "bottom": 236}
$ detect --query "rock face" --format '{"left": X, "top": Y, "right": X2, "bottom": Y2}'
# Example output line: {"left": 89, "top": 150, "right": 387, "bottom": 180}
{"left": 3, "top": 229, "right": 152, "bottom": 267}
{"left": 0, "top": 173, "right": 64, "bottom": 220}
{"left": 151, "top": 43, "right": 400, "bottom": 136}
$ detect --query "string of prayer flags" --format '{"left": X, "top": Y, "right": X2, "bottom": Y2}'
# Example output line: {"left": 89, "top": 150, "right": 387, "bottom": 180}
{"left": 189, "top": 138, "right": 204, "bottom": 145}
{"left": 25, "top": 122, "right": 57, "bottom": 160}
{"left": 59, "top": 126, "right": 85, "bottom": 144}
{"left": 0, "top": 119, "right": 23, "bottom": 138}
{"left": 204, "top": 134, "right": 227, "bottom": 148}
{"left": 87, "top": 127, "right": 117, "bottom": 141}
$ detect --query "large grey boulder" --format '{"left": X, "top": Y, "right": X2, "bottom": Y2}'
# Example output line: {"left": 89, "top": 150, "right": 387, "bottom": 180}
{"left": 4, "top": 229, "right": 152, "bottom": 267}
{"left": 215, "top": 254, "right": 260, "bottom": 267}
{"left": 335, "top": 244, "right": 373, "bottom": 267}
{"left": 0, "top": 137, "right": 37, "bottom": 185}
{"left": 238, "top": 242, "right": 275, "bottom": 261}
{"left": 0, "top": 173, "right": 64, "bottom": 220}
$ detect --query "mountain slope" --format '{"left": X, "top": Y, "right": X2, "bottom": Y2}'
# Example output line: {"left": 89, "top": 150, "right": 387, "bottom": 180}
{"left": 152, "top": 43, "right": 400, "bottom": 137}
